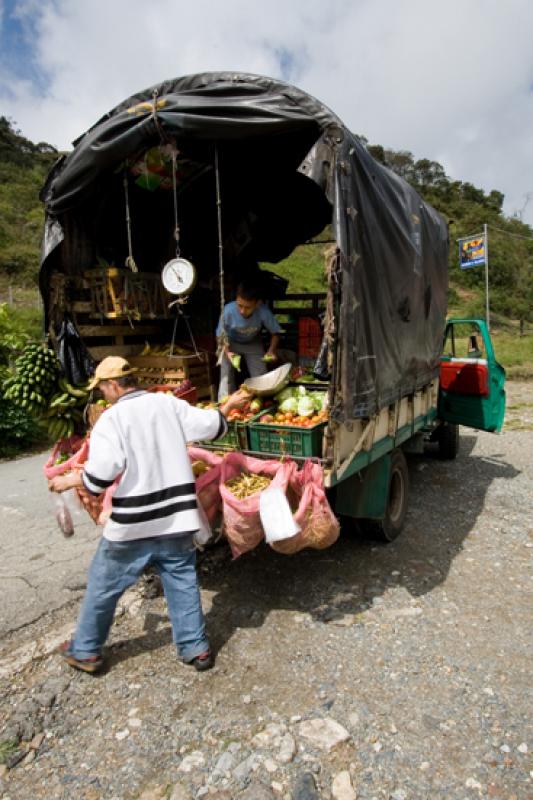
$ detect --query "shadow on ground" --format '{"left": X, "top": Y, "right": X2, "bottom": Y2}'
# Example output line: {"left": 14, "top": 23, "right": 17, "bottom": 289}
{"left": 105, "top": 433, "right": 520, "bottom": 665}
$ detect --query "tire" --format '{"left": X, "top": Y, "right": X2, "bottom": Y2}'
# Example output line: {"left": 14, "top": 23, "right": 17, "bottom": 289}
{"left": 438, "top": 422, "right": 459, "bottom": 460}
{"left": 360, "top": 449, "right": 409, "bottom": 543}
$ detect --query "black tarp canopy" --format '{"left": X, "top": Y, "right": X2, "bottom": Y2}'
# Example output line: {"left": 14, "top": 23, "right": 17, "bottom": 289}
{"left": 40, "top": 71, "right": 448, "bottom": 421}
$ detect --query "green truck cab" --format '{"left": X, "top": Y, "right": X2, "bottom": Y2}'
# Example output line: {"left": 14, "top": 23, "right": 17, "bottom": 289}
{"left": 330, "top": 317, "right": 506, "bottom": 542}
{"left": 439, "top": 318, "right": 506, "bottom": 435}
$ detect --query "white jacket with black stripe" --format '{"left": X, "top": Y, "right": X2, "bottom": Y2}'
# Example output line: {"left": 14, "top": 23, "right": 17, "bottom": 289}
{"left": 82, "top": 390, "right": 227, "bottom": 542}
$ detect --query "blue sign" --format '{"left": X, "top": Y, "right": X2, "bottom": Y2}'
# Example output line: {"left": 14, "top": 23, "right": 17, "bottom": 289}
{"left": 459, "top": 235, "right": 486, "bottom": 269}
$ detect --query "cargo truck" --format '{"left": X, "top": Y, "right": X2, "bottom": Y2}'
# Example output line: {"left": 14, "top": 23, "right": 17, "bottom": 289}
{"left": 39, "top": 72, "right": 506, "bottom": 542}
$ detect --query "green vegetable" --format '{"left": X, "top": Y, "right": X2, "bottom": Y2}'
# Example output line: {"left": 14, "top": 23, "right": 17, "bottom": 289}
{"left": 297, "top": 397, "right": 315, "bottom": 417}
{"left": 230, "top": 354, "right": 242, "bottom": 371}
{"left": 279, "top": 397, "right": 298, "bottom": 413}
{"left": 274, "top": 387, "right": 295, "bottom": 404}
{"left": 309, "top": 391, "right": 328, "bottom": 411}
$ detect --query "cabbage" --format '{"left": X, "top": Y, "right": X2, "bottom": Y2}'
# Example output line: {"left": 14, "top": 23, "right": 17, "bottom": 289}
{"left": 274, "top": 387, "right": 296, "bottom": 404}
{"left": 297, "top": 397, "right": 315, "bottom": 417}
{"left": 310, "top": 391, "right": 328, "bottom": 411}
{"left": 279, "top": 397, "right": 298, "bottom": 413}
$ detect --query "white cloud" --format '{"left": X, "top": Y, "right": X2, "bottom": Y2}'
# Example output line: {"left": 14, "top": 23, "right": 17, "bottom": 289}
{"left": 2, "top": 0, "right": 533, "bottom": 225}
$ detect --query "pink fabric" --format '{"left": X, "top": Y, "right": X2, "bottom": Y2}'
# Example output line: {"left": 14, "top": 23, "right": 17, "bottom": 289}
{"left": 44, "top": 435, "right": 119, "bottom": 525}
{"left": 271, "top": 460, "right": 340, "bottom": 555}
{"left": 187, "top": 446, "right": 225, "bottom": 523}
{"left": 219, "top": 452, "right": 296, "bottom": 558}
{"left": 43, "top": 435, "right": 87, "bottom": 479}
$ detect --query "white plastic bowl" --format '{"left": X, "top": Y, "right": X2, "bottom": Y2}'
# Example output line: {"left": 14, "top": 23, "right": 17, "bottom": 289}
{"left": 243, "top": 362, "right": 292, "bottom": 396}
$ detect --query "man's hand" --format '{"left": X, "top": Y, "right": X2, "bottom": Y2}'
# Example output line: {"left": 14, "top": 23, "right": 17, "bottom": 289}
{"left": 48, "top": 472, "right": 83, "bottom": 493}
{"left": 219, "top": 388, "right": 252, "bottom": 417}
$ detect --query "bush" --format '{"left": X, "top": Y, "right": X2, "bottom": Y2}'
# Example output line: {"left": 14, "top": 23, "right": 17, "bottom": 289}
{"left": 0, "top": 306, "right": 47, "bottom": 456}
{"left": 0, "top": 302, "right": 43, "bottom": 366}
{"left": 0, "top": 393, "right": 45, "bottom": 458}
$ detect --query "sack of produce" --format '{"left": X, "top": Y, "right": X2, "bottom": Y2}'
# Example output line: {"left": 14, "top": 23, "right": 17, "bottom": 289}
{"left": 220, "top": 452, "right": 296, "bottom": 558}
{"left": 44, "top": 435, "right": 119, "bottom": 526}
{"left": 43, "top": 435, "right": 88, "bottom": 480}
{"left": 187, "top": 446, "right": 225, "bottom": 523}
{"left": 270, "top": 460, "right": 340, "bottom": 555}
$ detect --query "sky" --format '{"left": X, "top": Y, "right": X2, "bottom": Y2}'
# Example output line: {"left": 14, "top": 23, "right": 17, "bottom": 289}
{"left": 1, "top": 0, "right": 532, "bottom": 227}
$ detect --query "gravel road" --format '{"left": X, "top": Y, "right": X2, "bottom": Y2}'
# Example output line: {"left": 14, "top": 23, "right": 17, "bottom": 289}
{"left": 0, "top": 382, "right": 531, "bottom": 800}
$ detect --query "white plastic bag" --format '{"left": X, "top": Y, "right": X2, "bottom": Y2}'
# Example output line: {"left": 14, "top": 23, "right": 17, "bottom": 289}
{"left": 52, "top": 488, "right": 83, "bottom": 538}
{"left": 193, "top": 502, "right": 213, "bottom": 550}
{"left": 259, "top": 487, "right": 301, "bottom": 543}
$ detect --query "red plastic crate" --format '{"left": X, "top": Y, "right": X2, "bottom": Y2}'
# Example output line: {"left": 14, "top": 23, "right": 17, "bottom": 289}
{"left": 298, "top": 317, "right": 322, "bottom": 358}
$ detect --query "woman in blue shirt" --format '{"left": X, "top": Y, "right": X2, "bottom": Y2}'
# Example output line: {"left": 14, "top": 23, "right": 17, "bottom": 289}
{"left": 216, "top": 280, "right": 282, "bottom": 401}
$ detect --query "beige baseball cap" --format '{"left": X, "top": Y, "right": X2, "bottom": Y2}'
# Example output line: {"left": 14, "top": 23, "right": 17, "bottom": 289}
{"left": 87, "top": 356, "right": 138, "bottom": 390}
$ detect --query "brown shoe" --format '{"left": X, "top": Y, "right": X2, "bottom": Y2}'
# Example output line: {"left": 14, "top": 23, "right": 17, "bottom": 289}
{"left": 185, "top": 651, "right": 213, "bottom": 671}
{"left": 58, "top": 641, "right": 103, "bottom": 674}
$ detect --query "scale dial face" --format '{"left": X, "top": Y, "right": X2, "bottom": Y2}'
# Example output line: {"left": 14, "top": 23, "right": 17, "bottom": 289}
{"left": 161, "top": 258, "right": 197, "bottom": 296}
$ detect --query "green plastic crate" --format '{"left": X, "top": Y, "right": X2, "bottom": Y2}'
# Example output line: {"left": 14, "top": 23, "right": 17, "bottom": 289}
{"left": 248, "top": 421, "right": 326, "bottom": 457}
{"left": 207, "top": 411, "right": 263, "bottom": 450}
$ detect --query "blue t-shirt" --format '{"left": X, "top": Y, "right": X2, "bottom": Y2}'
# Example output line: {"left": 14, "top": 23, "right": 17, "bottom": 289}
{"left": 216, "top": 301, "right": 282, "bottom": 344}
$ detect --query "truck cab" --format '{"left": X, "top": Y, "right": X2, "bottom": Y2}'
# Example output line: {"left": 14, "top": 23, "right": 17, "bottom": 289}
{"left": 438, "top": 318, "right": 506, "bottom": 436}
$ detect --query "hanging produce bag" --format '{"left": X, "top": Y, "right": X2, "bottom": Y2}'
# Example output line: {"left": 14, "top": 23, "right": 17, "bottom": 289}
{"left": 44, "top": 435, "right": 119, "bottom": 526}
{"left": 219, "top": 452, "right": 296, "bottom": 558}
{"left": 43, "top": 435, "right": 88, "bottom": 480}
{"left": 270, "top": 460, "right": 340, "bottom": 555}
{"left": 56, "top": 315, "right": 96, "bottom": 386}
{"left": 187, "top": 446, "right": 225, "bottom": 524}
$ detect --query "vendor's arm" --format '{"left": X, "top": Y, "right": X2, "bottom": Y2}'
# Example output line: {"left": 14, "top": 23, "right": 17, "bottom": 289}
{"left": 260, "top": 306, "right": 282, "bottom": 360}
{"left": 48, "top": 470, "right": 83, "bottom": 494}
{"left": 265, "top": 333, "right": 280, "bottom": 360}
{"left": 177, "top": 388, "right": 251, "bottom": 442}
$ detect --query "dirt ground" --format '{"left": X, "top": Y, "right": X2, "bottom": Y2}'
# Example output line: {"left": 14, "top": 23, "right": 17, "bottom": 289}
{"left": 0, "top": 382, "right": 531, "bottom": 800}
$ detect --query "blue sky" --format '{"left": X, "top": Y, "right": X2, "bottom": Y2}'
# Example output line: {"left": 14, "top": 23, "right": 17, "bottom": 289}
{"left": 1, "top": 0, "right": 533, "bottom": 226}
{"left": 0, "top": 0, "right": 49, "bottom": 95}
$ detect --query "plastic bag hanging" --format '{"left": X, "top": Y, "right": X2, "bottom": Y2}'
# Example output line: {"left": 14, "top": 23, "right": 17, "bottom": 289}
{"left": 56, "top": 314, "right": 96, "bottom": 385}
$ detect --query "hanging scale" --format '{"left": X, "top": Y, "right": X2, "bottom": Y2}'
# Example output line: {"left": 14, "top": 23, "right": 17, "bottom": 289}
{"left": 161, "top": 146, "right": 197, "bottom": 299}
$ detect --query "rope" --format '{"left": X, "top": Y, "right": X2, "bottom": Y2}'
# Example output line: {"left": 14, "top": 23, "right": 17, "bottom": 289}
{"left": 150, "top": 89, "right": 165, "bottom": 143}
{"left": 215, "top": 144, "right": 228, "bottom": 365}
{"left": 489, "top": 225, "right": 533, "bottom": 242}
{"left": 171, "top": 146, "right": 181, "bottom": 257}
{"left": 123, "top": 170, "right": 138, "bottom": 272}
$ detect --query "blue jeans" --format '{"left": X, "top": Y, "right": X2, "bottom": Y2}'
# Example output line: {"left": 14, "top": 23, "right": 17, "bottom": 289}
{"left": 71, "top": 535, "right": 208, "bottom": 662}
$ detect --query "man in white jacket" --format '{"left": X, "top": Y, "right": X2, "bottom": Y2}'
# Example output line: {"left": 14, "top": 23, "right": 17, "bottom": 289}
{"left": 49, "top": 356, "right": 248, "bottom": 674}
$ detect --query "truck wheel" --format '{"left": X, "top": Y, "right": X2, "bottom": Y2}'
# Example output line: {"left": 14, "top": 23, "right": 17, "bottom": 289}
{"left": 361, "top": 449, "right": 409, "bottom": 543}
{"left": 438, "top": 422, "right": 459, "bottom": 460}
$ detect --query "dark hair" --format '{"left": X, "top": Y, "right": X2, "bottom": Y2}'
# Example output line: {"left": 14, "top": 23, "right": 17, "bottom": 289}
{"left": 236, "top": 280, "right": 261, "bottom": 302}
{"left": 115, "top": 374, "right": 138, "bottom": 388}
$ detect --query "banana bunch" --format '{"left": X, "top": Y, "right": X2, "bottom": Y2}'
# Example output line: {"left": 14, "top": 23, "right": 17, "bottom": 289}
{"left": 41, "top": 377, "right": 90, "bottom": 441}
{"left": 139, "top": 341, "right": 193, "bottom": 357}
{"left": 3, "top": 343, "right": 61, "bottom": 416}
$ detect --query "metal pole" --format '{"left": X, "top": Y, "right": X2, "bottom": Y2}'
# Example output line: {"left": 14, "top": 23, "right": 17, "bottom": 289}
{"left": 484, "top": 223, "right": 490, "bottom": 330}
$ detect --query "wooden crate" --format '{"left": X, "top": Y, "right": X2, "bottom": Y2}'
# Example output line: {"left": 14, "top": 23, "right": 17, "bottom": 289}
{"left": 127, "top": 354, "right": 214, "bottom": 400}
